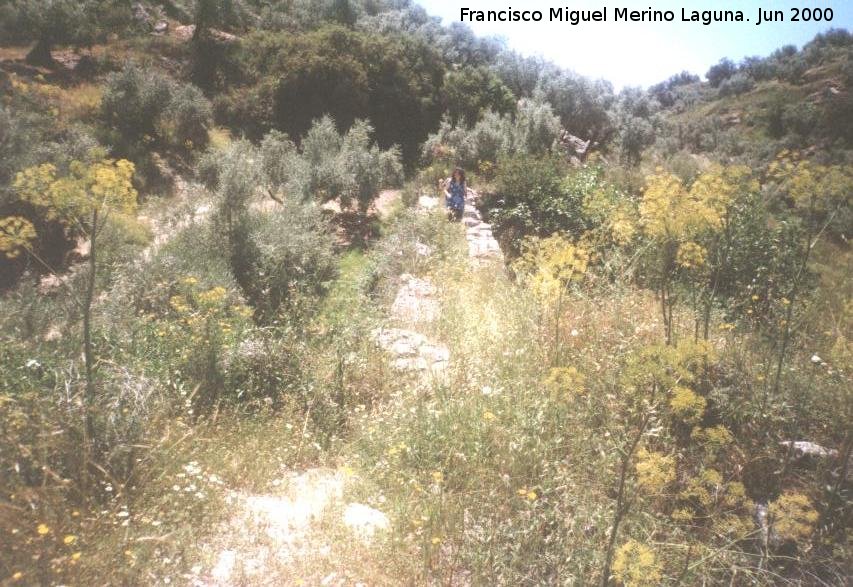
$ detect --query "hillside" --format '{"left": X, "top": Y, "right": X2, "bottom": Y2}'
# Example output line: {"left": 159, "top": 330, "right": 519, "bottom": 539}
{"left": 648, "top": 39, "right": 852, "bottom": 169}
{"left": 0, "top": 2, "right": 851, "bottom": 585}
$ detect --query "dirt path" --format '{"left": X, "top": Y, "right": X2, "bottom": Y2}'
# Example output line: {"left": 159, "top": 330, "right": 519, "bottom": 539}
{"left": 188, "top": 192, "right": 502, "bottom": 585}
{"left": 138, "top": 171, "right": 209, "bottom": 260}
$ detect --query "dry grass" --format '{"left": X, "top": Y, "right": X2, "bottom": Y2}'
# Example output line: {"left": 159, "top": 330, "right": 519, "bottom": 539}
{"left": 0, "top": 45, "right": 30, "bottom": 61}
{"left": 54, "top": 83, "right": 102, "bottom": 121}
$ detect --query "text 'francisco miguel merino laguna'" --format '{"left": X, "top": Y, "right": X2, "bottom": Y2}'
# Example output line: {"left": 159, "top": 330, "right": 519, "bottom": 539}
{"left": 459, "top": 6, "right": 835, "bottom": 26}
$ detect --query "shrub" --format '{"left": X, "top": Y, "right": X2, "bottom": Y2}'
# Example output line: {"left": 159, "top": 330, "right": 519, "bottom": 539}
{"left": 201, "top": 133, "right": 342, "bottom": 324}
{"left": 101, "top": 65, "right": 212, "bottom": 153}
{"left": 0, "top": 106, "right": 40, "bottom": 192}
{"left": 421, "top": 96, "right": 561, "bottom": 169}
{"left": 537, "top": 69, "right": 615, "bottom": 143}
{"left": 739, "top": 55, "right": 779, "bottom": 81}
{"left": 718, "top": 72, "right": 755, "bottom": 97}
{"left": 101, "top": 65, "right": 170, "bottom": 143}
{"left": 163, "top": 83, "right": 214, "bottom": 150}
{"left": 649, "top": 71, "right": 700, "bottom": 107}
{"left": 258, "top": 130, "right": 299, "bottom": 189}
{"left": 234, "top": 26, "right": 446, "bottom": 164}
{"left": 706, "top": 58, "right": 737, "bottom": 87}
{"left": 443, "top": 65, "right": 516, "bottom": 125}
{"left": 294, "top": 117, "right": 403, "bottom": 211}
{"left": 204, "top": 119, "right": 401, "bottom": 214}
{"left": 486, "top": 157, "right": 597, "bottom": 256}
{"left": 420, "top": 115, "right": 480, "bottom": 168}
{"left": 610, "top": 87, "right": 661, "bottom": 163}
{"left": 510, "top": 95, "right": 562, "bottom": 154}
{"left": 782, "top": 102, "right": 818, "bottom": 138}
{"left": 238, "top": 200, "right": 338, "bottom": 324}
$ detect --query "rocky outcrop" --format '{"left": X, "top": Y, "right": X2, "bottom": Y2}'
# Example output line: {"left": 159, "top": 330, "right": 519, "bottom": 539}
{"left": 463, "top": 208, "right": 502, "bottom": 261}
{"left": 391, "top": 274, "right": 439, "bottom": 324}
{"left": 780, "top": 440, "right": 838, "bottom": 460}
{"left": 780, "top": 440, "right": 851, "bottom": 482}
{"left": 202, "top": 468, "right": 390, "bottom": 585}
{"left": 373, "top": 328, "right": 449, "bottom": 372}
{"left": 174, "top": 25, "right": 239, "bottom": 43}
{"left": 343, "top": 503, "right": 390, "bottom": 540}
{"left": 559, "top": 131, "right": 592, "bottom": 165}
{"left": 132, "top": 2, "right": 153, "bottom": 29}
{"left": 461, "top": 190, "right": 502, "bottom": 263}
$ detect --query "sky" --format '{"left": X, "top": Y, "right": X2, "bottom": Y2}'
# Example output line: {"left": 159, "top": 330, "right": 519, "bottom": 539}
{"left": 417, "top": 0, "right": 853, "bottom": 89}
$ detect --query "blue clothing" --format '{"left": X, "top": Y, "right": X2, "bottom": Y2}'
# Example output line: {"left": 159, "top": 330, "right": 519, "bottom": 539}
{"left": 445, "top": 180, "right": 466, "bottom": 212}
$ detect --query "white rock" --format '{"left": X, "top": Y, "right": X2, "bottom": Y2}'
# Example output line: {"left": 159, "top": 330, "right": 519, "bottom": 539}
{"left": 391, "top": 275, "right": 439, "bottom": 323}
{"left": 343, "top": 503, "right": 389, "bottom": 540}
{"left": 780, "top": 440, "right": 838, "bottom": 459}
{"left": 241, "top": 469, "right": 345, "bottom": 542}
{"left": 211, "top": 550, "right": 236, "bottom": 582}
{"left": 418, "top": 195, "right": 438, "bottom": 209}
{"left": 373, "top": 328, "right": 449, "bottom": 372}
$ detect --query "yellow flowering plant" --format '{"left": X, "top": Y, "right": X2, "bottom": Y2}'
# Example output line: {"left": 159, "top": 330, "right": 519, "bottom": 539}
{"left": 634, "top": 448, "right": 676, "bottom": 494}
{"left": 513, "top": 233, "right": 589, "bottom": 361}
{"left": 769, "top": 491, "right": 819, "bottom": 544}
{"left": 762, "top": 152, "right": 853, "bottom": 397}
{"left": 600, "top": 339, "right": 717, "bottom": 584}
{"left": 611, "top": 539, "right": 663, "bottom": 587}
{"left": 675, "top": 467, "right": 751, "bottom": 534}
{"left": 638, "top": 164, "right": 759, "bottom": 342}
{"left": 13, "top": 159, "right": 137, "bottom": 231}
{"left": 5, "top": 157, "right": 138, "bottom": 462}
{"left": 669, "top": 386, "right": 706, "bottom": 425}
{"left": 0, "top": 216, "right": 37, "bottom": 259}
{"left": 543, "top": 366, "right": 587, "bottom": 400}
{"left": 147, "top": 276, "right": 252, "bottom": 409}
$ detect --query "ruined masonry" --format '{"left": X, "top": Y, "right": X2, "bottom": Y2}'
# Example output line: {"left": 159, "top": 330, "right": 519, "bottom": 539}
{"left": 373, "top": 189, "right": 501, "bottom": 374}
{"left": 198, "top": 191, "right": 502, "bottom": 585}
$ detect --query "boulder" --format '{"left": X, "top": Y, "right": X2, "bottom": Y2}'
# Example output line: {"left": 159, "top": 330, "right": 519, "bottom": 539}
{"left": 174, "top": 24, "right": 240, "bottom": 43}
{"left": 132, "top": 2, "right": 152, "bottom": 28}
{"left": 753, "top": 502, "right": 783, "bottom": 549}
{"left": 780, "top": 440, "right": 838, "bottom": 460}
{"left": 343, "top": 503, "right": 390, "bottom": 541}
{"left": 174, "top": 24, "right": 195, "bottom": 42}
{"left": 373, "top": 328, "right": 449, "bottom": 372}
{"left": 418, "top": 195, "right": 439, "bottom": 210}
{"left": 391, "top": 274, "right": 439, "bottom": 324}
{"left": 415, "top": 242, "right": 433, "bottom": 257}
{"left": 559, "top": 131, "right": 591, "bottom": 163}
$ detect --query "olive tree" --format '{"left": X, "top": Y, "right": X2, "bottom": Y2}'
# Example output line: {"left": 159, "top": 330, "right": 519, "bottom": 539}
{"left": 15, "top": 0, "right": 95, "bottom": 66}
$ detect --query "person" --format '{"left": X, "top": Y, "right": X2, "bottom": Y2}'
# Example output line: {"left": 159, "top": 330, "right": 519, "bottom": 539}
{"left": 444, "top": 167, "right": 466, "bottom": 221}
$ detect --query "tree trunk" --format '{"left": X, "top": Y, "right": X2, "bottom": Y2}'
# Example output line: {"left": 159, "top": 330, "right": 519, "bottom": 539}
{"left": 772, "top": 219, "right": 814, "bottom": 397}
{"left": 601, "top": 415, "right": 649, "bottom": 587}
{"left": 83, "top": 211, "right": 98, "bottom": 455}
{"left": 26, "top": 38, "right": 55, "bottom": 67}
